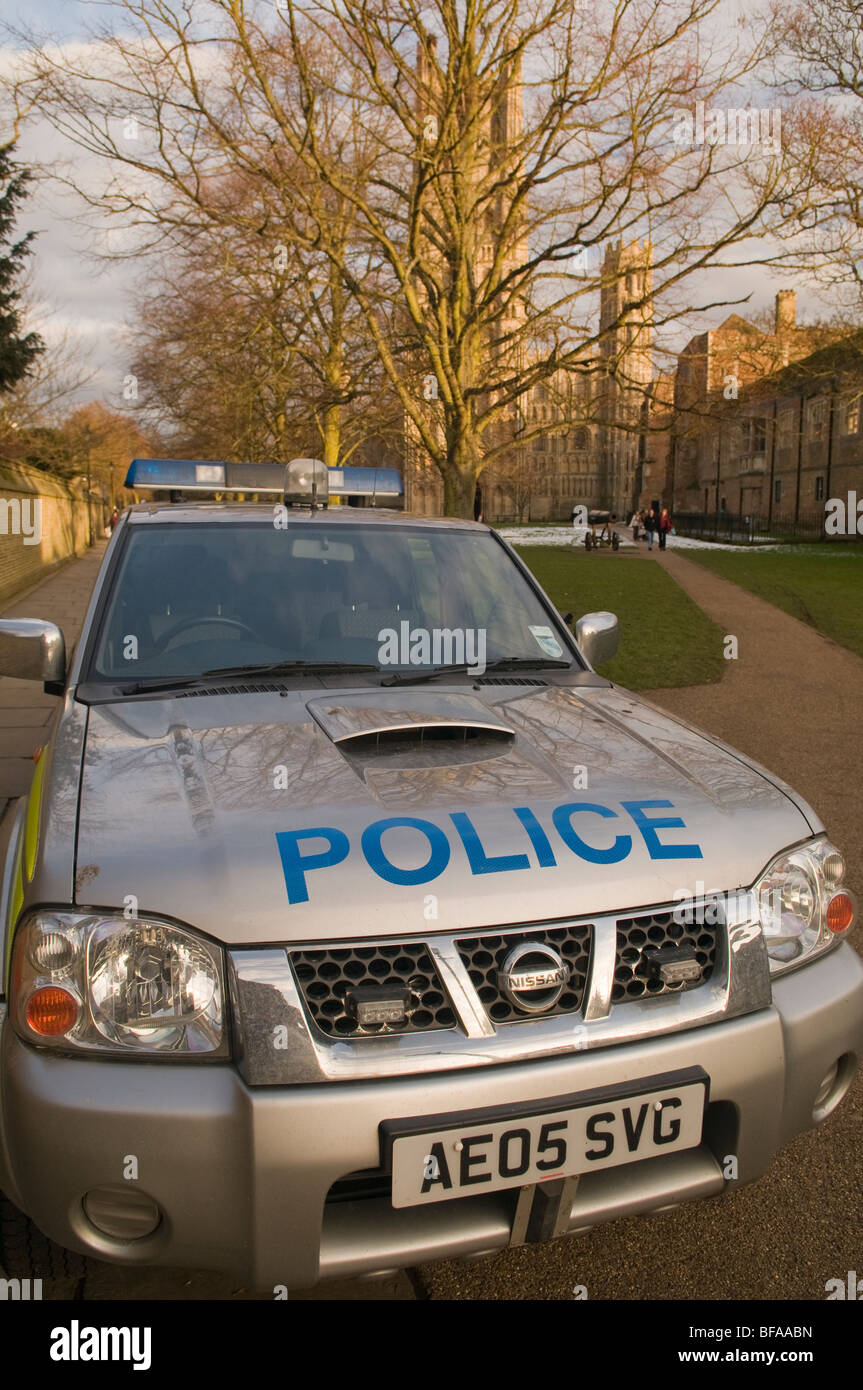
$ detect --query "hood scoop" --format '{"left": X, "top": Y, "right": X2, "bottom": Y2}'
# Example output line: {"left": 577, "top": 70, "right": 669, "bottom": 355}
{"left": 307, "top": 691, "right": 515, "bottom": 760}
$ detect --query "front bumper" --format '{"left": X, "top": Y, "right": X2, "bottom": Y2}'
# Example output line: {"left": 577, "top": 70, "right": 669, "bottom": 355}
{"left": 1, "top": 943, "right": 862, "bottom": 1290}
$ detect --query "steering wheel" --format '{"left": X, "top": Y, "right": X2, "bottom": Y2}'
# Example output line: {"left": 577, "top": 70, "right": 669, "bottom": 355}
{"left": 152, "top": 615, "right": 261, "bottom": 652}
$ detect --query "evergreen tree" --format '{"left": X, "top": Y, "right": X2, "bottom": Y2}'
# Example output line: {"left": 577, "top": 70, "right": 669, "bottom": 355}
{"left": 0, "top": 143, "right": 43, "bottom": 394}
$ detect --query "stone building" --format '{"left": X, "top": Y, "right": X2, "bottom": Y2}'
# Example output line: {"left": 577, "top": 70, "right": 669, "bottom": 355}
{"left": 402, "top": 39, "right": 655, "bottom": 522}
{"left": 728, "top": 330, "right": 863, "bottom": 523}
{"left": 657, "top": 291, "right": 833, "bottom": 516}
{"left": 404, "top": 240, "right": 654, "bottom": 523}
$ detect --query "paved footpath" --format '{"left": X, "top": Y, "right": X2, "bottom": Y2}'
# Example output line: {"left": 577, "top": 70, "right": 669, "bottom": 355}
{"left": 2, "top": 543, "right": 861, "bottom": 1301}
{"left": 645, "top": 547, "right": 863, "bottom": 895}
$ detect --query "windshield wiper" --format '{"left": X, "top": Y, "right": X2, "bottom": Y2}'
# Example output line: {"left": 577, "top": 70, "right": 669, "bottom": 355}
{"left": 380, "top": 657, "right": 572, "bottom": 687}
{"left": 120, "top": 661, "right": 378, "bottom": 696}
{"left": 120, "top": 656, "right": 571, "bottom": 696}
{"left": 202, "top": 660, "right": 379, "bottom": 679}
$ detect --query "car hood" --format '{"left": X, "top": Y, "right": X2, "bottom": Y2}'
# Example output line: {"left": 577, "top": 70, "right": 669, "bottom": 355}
{"left": 74, "top": 683, "right": 814, "bottom": 944}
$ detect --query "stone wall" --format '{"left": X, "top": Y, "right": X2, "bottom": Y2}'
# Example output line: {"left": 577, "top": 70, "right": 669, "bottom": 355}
{"left": 0, "top": 462, "right": 108, "bottom": 606}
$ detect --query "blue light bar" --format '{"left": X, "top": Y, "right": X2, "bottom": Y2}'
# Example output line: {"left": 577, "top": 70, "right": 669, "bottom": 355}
{"left": 125, "top": 459, "right": 227, "bottom": 490}
{"left": 327, "top": 467, "right": 403, "bottom": 498}
{"left": 125, "top": 458, "right": 404, "bottom": 499}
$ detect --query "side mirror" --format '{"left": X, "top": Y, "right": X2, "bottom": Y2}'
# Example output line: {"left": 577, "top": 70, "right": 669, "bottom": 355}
{"left": 0, "top": 620, "right": 66, "bottom": 693}
{"left": 575, "top": 611, "right": 619, "bottom": 668}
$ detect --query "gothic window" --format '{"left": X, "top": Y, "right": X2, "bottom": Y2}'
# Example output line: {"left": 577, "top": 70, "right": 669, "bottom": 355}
{"left": 841, "top": 394, "right": 860, "bottom": 434}
{"left": 805, "top": 397, "right": 827, "bottom": 439}
{"left": 742, "top": 416, "right": 767, "bottom": 454}
{"left": 777, "top": 408, "right": 795, "bottom": 449}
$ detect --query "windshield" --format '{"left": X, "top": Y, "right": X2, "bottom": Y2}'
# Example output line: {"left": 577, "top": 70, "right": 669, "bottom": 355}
{"left": 88, "top": 521, "right": 573, "bottom": 684}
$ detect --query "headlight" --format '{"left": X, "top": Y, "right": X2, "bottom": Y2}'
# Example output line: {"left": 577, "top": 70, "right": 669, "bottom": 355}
{"left": 755, "top": 838, "right": 856, "bottom": 976}
{"left": 11, "top": 912, "right": 228, "bottom": 1057}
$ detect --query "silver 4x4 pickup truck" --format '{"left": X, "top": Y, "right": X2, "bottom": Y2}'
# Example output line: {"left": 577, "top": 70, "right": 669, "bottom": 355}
{"left": 0, "top": 461, "right": 860, "bottom": 1291}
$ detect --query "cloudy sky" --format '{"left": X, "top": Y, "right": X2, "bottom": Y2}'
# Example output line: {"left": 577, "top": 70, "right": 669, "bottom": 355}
{"left": 1, "top": 0, "right": 837, "bottom": 418}
{"left": 3, "top": 0, "right": 138, "bottom": 411}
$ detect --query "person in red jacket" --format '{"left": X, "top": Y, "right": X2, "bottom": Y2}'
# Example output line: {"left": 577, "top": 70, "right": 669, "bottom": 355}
{"left": 658, "top": 507, "right": 672, "bottom": 550}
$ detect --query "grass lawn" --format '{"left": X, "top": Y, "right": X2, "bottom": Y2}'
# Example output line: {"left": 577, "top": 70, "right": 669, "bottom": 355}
{"left": 515, "top": 545, "right": 725, "bottom": 690}
{"left": 684, "top": 545, "right": 863, "bottom": 661}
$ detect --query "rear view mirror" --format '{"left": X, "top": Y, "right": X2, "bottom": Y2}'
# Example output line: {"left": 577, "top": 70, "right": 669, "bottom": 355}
{"left": 575, "top": 611, "right": 619, "bottom": 667}
{"left": 0, "top": 620, "right": 66, "bottom": 692}
{"left": 290, "top": 537, "right": 354, "bottom": 561}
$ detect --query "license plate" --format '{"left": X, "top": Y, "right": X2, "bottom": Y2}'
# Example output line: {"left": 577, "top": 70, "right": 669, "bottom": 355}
{"left": 385, "top": 1069, "right": 708, "bottom": 1208}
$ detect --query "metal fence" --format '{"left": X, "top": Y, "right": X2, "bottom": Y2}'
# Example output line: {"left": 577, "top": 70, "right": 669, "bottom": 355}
{"left": 671, "top": 509, "right": 861, "bottom": 545}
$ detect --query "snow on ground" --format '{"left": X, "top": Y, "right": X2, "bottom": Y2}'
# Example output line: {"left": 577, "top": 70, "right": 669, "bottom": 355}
{"left": 665, "top": 534, "right": 777, "bottom": 551}
{"left": 498, "top": 524, "right": 779, "bottom": 552}
{"left": 500, "top": 524, "right": 635, "bottom": 548}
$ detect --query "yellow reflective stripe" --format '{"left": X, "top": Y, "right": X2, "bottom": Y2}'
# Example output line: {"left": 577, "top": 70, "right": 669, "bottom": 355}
{"left": 23, "top": 752, "right": 46, "bottom": 882}
{"left": 4, "top": 833, "right": 24, "bottom": 992}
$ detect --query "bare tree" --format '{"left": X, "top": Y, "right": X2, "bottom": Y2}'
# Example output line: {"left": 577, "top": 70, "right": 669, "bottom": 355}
{"left": 8, "top": 8, "right": 397, "bottom": 468}
{"left": 275, "top": 0, "right": 816, "bottom": 514}
{"left": 769, "top": 0, "right": 863, "bottom": 304}
{"left": 0, "top": 318, "right": 94, "bottom": 437}
{"left": 131, "top": 212, "right": 401, "bottom": 464}
{"left": 10, "top": 0, "right": 814, "bottom": 514}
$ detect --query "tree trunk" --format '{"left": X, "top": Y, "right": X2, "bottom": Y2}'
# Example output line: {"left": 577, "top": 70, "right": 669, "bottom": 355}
{"left": 442, "top": 466, "right": 478, "bottom": 519}
{"left": 321, "top": 403, "right": 340, "bottom": 469}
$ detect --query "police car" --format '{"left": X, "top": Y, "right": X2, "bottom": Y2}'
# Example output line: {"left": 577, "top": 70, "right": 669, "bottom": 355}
{"left": 0, "top": 457, "right": 860, "bottom": 1290}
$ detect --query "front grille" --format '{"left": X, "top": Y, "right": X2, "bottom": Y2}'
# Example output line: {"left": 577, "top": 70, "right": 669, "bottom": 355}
{"left": 290, "top": 941, "right": 456, "bottom": 1038}
{"left": 614, "top": 909, "right": 718, "bottom": 1002}
{"left": 289, "top": 903, "right": 720, "bottom": 1046}
{"left": 456, "top": 924, "right": 592, "bottom": 1023}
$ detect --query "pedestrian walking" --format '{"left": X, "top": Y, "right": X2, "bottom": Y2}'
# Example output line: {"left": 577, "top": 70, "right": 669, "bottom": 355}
{"left": 658, "top": 507, "right": 672, "bottom": 550}
{"left": 643, "top": 507, "right": 656, "bottom": 550}
{"left": 629, "top": 509, "right": 642, "bottom": 542}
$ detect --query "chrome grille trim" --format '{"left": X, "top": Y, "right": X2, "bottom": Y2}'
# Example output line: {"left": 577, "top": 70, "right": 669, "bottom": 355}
{"left": 427, "top": 938, "right": 496, "bottom": 1039}
{"left": 227, "top": 892, "right": 770, "bottom": 1085}
{"left": 583, "top": 921, "right": 616, "bottom": 1021}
